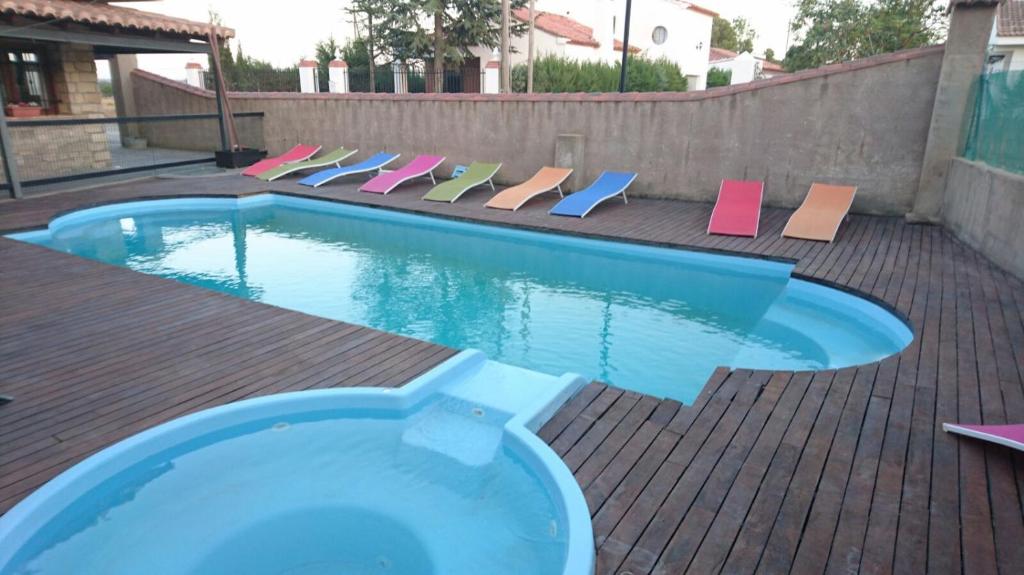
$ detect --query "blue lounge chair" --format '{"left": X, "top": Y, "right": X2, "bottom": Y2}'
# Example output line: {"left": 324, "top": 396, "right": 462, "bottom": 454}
{"left": 549, "top": 171, "right": 637, "bottom": 218}
{"left": 297, "top": 152, "right": 400, "bottom": 188}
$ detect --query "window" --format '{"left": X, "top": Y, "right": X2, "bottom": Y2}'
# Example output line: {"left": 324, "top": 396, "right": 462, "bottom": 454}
{"left": 0, "top": 49, "right": 55, "bottom": 113}
{"left": 652, "top": 26, "right": 668, "bottom": 45}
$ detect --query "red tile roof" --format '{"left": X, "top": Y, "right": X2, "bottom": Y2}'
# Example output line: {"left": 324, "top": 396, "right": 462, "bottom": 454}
{"left": 998, "top": 1, "right": 1024, "bottom": 37}
{"left": 709, "top": 47, "right": 738, "bottom": 62}
{"left": 0, "top": 0, "right": 233, "bottom": 39}
{"left": 513, "top": 8, "right": 640, "bottom": 53}
{"left": 680, "top": 2, "right": 719, "bottom": 18}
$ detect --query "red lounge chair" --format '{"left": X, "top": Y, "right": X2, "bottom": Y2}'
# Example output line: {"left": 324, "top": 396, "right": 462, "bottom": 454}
{"left": 242, "top": 144, "right": 321, "bottom": 177}
{"left": 943, "top": 423, "right": 1024, "bottom": 452}
{"left": 707, "top": 180, "right": 764, "bottom": 238}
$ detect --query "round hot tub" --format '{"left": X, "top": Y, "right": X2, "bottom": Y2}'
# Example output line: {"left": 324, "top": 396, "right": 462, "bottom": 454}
{"left": 0, "top": 353, "right": 594, "bottom": 575}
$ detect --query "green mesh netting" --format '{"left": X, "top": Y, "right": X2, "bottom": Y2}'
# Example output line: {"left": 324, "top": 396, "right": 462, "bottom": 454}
{"left": 962, "top": 70, "right": 1024, "bottom": 174}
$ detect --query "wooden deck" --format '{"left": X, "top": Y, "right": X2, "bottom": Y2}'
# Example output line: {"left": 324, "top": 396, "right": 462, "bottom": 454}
{"left": 2, "top": 175, "right": 1023, "bottom": 574}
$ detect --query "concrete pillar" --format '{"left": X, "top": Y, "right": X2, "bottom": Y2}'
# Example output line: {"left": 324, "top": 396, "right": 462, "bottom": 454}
{"left": 730, "top": 52, "right": 757, "bottom": 84}
{"left": 555, "top": 133, "right": 586, "bottom": 191}
{"left": 909, "top": 1, "right": 1000, "bottom": 223}
{"left": 594, "top": 0, "right": 617, "bottom": 65}
{"left": 109, "top": 54, "right": 140, "bottom": 141}
{"left": 393, "top": 62, "right": 408, "bottom": 94}
{"left": 328, "top": 60, "right": 348, "bottom": 93}
{"left": 298, "top": 59, "right": 318, "bottom": 93}
{"left": 484, "top": 58, "right": 500, "bottom": 94}
{"left": 185, "top": 62, "right": 204, "bottom": 88}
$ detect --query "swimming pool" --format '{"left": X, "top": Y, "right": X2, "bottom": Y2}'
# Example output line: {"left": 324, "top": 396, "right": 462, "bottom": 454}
{"left": 0, "top": 352, "right": 595, "bottom": 575}
{"left": 9, "top": 194, "right": 912, "bottom": 403}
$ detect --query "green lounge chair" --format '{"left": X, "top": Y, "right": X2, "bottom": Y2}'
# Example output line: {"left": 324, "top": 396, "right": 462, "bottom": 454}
{"left": 256, "top": 147, "right": 357, "bottom": 181}
{"left": 422, "top": 162, "right": 502, "bottom": 203}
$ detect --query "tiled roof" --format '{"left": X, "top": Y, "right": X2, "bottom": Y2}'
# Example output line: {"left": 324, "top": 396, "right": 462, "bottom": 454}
{"left": 709, "top": 47, "right": 738, "bottom": 62}
{"left": 946, "top": 0, "right": 1002, "bottom": 14}
{"left": 998, "top": 1, "right": 1024, "bottom": 36}
{"left": 674, "top": 1, "right": 719, "bottom": 18}
{"left": 0, "top": 0, "right": 233, "bottom": 39}
{"left": 512, "top": 8, "right": 640, "bottom": 52}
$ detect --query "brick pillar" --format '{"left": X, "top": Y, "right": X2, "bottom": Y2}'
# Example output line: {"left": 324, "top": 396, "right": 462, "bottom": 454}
{"left": 299, "top": 60, "right": 318, "bottom": 93}
{"left": 909, "top": 1, "right": 1000, "bottom": 223}
{"left": 484, "top": 57, "right": 500, "bottom": 94}
{"left": 185, "top": 62, "right": 205, "bottom": 88}
{"left": 109, "top": 54, "right": 139, "bottom": 140}
{"left": 328, "top": 60, "right": 349, "bottom": 93}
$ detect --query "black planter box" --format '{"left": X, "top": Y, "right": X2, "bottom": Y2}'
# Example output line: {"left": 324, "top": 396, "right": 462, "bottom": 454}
{"left": 215, "top": 148, "right": 266, "bottom": 169}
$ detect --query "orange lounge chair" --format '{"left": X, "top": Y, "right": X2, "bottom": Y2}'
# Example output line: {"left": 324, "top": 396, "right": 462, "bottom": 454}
{"left": 781, "top": 183, "right": 857, "bottom": 242}
{"left": 485, "top": 167, "right": 574, "bottom": 211}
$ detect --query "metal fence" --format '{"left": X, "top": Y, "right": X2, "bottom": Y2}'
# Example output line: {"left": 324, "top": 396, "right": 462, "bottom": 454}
{"left": 962, "top": 70, "right": 1024, "bottom": 174}
{"left": 203, "top": 66, "right": 486, "bottom": 94}
{"left": 0, "top": 112, "right": 263, "bottom": 195}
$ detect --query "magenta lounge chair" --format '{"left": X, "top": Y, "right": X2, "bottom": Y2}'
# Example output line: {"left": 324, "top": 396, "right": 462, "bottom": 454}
{"left": 943, "top": 423, "right": 1024, "bottom": 452}
{"left": 360, "top": 155, "right": 445, "bottom": 195}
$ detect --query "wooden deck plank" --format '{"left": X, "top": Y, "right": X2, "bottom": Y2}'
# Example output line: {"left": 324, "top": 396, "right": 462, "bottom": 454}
{"left": 2, "top": 176, "right": 1022, "bottom": 574}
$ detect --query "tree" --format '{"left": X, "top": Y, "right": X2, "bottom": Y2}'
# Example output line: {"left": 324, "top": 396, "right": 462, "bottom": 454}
{"left": 315, "top": 37, "right": 340, "bottom": 92}
{"left": 783, "top": 0, "right": 946, "bottom": 72}
{"left": 711, "top": 16, "right": 756, "bottom": 53}
{"left": 763, "top": 48, "right": 776, "bottom": 63}
{"left": 376, "top": 0, "right": 527, "bottom": 92}
{"left": 347, "top": 0, "right": 388, "bottom": 92}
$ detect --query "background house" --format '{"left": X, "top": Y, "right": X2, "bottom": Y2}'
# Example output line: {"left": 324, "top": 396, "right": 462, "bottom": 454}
{"left": 989, "top": 0, "right": 1023, "bottom": 71}
{"left": 510, "top": 0, "right": 716, "bottom": 90}
{"left": 708, "top": 47, "right": 787, "bottom": 84}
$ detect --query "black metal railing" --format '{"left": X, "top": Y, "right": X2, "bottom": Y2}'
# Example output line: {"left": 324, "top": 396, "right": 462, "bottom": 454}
{"left": 202, "top": 66, "right": 487, "bottom": 94}
{"left": 0, "top": 111, "right": 263, "bottom": 193}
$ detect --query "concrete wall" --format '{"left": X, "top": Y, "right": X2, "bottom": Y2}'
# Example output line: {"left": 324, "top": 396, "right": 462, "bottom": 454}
{"left": 132, "top": 45, "right": 944, "bottom": 215}
{"left": 943, "top": 158, "right": 1024, "bottom": 280}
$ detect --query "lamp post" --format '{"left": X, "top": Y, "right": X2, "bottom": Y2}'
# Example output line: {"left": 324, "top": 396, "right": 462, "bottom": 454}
{"left": 618, "top": 0, "right": 633, "bottom": 92}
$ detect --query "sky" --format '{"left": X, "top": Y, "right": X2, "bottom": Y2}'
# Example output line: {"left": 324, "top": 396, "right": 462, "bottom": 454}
{"left": 114, "top": 0, "right": 798, "bottom": 80}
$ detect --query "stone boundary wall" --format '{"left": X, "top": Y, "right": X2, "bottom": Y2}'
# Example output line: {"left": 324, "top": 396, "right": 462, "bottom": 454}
{"left": 132, "top": 45, "right": 945, "bottom": 215}
{"left": 943, "top": 158, "right": 1024, "bottom": 280}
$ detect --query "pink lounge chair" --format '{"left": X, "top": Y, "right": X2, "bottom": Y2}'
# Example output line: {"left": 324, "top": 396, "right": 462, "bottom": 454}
{"left": 707, "top": 179, "right": 764, "bottom": 238}
{"left": 242, "top": 144, "right": 321, "bottom": 177}
{"left": 360, "top": 155, "right": 446, "bottom": 195}
{"left": 943, "top": 423, "right": 1024, "bottom": 452}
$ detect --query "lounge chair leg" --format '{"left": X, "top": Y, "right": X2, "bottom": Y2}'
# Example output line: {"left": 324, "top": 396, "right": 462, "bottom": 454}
{"left": 622, "top": 191, "right": 629, "bottom": 205}
{"left": 556, "top": 184, "right": 564, "bottom": 197}
{"left": 429, "top": 170, "right": 436, "bottom": 185}
{"left": 488, "top": 178, "right": 495, "bottom": 192}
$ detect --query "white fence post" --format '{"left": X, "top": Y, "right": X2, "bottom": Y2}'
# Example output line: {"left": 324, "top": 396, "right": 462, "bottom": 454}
{"left": 484, "top": 57, "right": 500, "bottom": 94}
{"left": 329, "top": 60, "right": 348, "bottom": 93}
{"left": 299, "top": 59, "right": 318, "bottom": 93}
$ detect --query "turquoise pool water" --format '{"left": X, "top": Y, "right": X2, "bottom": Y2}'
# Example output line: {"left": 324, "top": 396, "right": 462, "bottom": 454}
{"left": 10, "top": 194, "right": 912, "bottom": 403}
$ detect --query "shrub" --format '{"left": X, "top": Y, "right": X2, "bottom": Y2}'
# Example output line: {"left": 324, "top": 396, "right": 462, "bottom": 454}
{"left": 512, "top": 55, "right": 687, "bottom": 93}
{"left": 706, "top": 67, "right": 732, "bottom": 88}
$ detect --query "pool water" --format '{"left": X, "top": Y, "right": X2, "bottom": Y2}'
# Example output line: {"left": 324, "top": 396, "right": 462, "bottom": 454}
{"left": 11, "top": 195, "right": 912, "bottom": 403}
